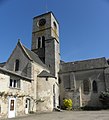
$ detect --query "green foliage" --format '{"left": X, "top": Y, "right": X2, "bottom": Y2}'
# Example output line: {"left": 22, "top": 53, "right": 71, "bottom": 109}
{"left": 63, "top": 99, "right": 73, "bottom": 110}
{"left": 99, "top": 90, "right": 109, "bottom": 107}
{"left": 99, "top": 90, "right": 109, "bottom": 100}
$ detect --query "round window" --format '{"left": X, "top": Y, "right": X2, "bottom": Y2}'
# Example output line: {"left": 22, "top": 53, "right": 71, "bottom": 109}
{"left": 38, "top": 19, "right": 46, "bottom": 26}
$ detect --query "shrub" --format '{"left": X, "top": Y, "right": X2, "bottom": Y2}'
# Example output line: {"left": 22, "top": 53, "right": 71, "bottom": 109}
{"left": 99, "top": 90, "right": 109, "bottom": 107}
{"left": 63, "top": 99, "right": 72, "bottom": 110}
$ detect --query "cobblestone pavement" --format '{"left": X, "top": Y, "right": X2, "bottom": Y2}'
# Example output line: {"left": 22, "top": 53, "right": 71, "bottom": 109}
{"left": 2, "top": 110, "right": 109, "bottom": 120}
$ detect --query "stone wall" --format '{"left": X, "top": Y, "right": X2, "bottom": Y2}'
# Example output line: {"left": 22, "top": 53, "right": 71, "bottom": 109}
{"left": 0, "top": 73, "right": 32, "bottom": 118}
{"left": 36, "top": 77, "right": 55, "bottom": 112}
{"left": 59, "top": 68, "right": 105, "bottom": 108}
{"left": 31, "top": 62, "right": 59, "bottom": 112}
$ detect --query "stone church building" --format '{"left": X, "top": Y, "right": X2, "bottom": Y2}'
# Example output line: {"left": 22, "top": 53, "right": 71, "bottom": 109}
{"left": 0, "top": 12, "right": 109, "bottom": 118}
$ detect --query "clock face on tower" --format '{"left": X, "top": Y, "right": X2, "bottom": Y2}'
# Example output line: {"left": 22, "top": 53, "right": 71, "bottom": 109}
{"left": 38, "top": 18, "right": 46, "bottom": 27}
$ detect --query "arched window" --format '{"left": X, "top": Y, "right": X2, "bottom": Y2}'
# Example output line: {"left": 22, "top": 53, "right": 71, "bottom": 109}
{"left": 63, "top": 75, "right": 70, "bottom": 90}
{"left": 92, "top": 80, "right": 98, "bottom": 93}
{"left": 58, "top": 77, "right": 61, "bottom": 84}
{"left": 42, "top": 36, "right": 45, "bottom": 48}
{"left": 83, "top": 80, "right": 90, "bottom": 94}
{"left": 53, "top": 21, "right": 57, "bottom": 29}
{"left": 15, "top": 59, "right": 19, "bottom": 71}
{"left": 38, "top": 37, "right": 41, "bottom": 48}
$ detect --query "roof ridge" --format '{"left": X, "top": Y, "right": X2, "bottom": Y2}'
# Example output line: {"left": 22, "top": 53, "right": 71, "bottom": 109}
{"left": 23, "top": 45, "right": 39, "bottom": 57}
{"left": 17, "top": 41, "right": 49, "bottom": 70}
{"left": 18, "top": 41, "right": 33, "bottom": 61}
{"left": 63, "top": 57, "right": 106, "bottom": 64}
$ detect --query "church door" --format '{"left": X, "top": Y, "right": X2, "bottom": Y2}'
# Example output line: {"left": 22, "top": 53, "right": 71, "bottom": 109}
{"left": 8, "top": 98, "right": 16, "bottom": 118}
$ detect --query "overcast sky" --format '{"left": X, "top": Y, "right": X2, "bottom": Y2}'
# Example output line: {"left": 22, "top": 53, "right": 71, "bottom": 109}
{"left": 0, "top": 0, "right": 109, "bottom": 62}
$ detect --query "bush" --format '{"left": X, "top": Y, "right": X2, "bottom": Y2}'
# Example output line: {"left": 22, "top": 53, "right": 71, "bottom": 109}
{"left": 63, "top": 99, "right": 72, "bottom": 110}
{"left": 99, "top": 90, "right": 109, "bottom": 107}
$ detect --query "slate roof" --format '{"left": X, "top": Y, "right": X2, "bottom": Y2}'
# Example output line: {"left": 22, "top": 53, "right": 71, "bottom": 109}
{"left": 18, "top": 41, "right": 48, "bottom": 69}
{"left": 23, "top": 46, "right": 48, "bottom": 68}
{"left": 0, "top": 67, "right": 32, "bottom": 81}
{"left": 60, "top": 57, "right": 108, "bottom": 73}
{"left": 0, "top": 62, "right": 6, "bottom": 67}
{"left": 37, "top": 70, "right": 56, "bottom": 78}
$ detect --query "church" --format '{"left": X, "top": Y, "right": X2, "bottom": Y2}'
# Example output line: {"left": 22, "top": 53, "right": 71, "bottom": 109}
{"left": 0, "top": 12, "right": 109, "bottom": 118}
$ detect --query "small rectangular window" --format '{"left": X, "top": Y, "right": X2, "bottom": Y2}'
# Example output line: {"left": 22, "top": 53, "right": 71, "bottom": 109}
{"left": 9, "top": 79, "right": 20, "bottom": 89}
{"left": 14, "top": 80, "right": 16, "bottom": 88}
{"left": 10, "top": 79, "right": 13, "bottom": 87}
{"left": 15, "top": 59, "right": 19, "bottom": 71}
{"left": 10, "top": 100, "right": 14, "bottom": 111}
{"left": 17, "top": 80, "right": 20, "bottom": 88}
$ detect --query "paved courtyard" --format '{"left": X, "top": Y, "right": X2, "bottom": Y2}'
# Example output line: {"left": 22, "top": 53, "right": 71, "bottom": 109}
{"left": 2, "top": 110, "right": 109, "bottom": 120}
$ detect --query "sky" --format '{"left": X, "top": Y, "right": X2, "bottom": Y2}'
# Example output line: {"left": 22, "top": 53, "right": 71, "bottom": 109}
{"left": 0, "top": 0, "right": 109, "bottom": 62}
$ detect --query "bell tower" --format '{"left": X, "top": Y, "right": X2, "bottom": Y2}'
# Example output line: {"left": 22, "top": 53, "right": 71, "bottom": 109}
{"left": 31, "top": 12, "right": 60, "bottom": 77}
